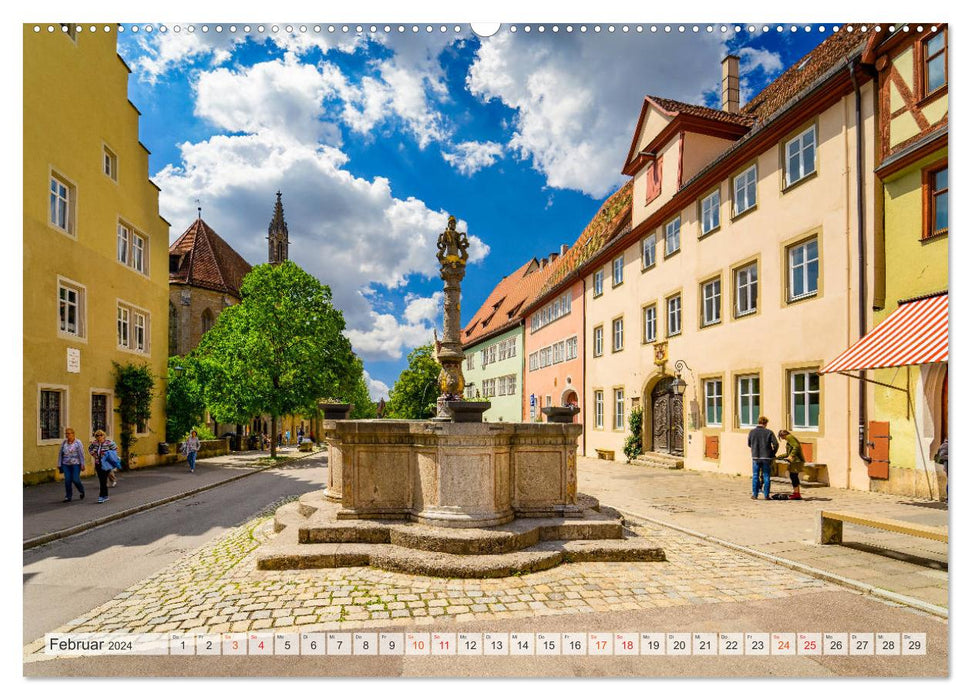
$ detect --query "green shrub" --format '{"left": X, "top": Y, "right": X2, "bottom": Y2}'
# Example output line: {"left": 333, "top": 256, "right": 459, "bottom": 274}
{"left": 623, "top": 406, "right": 644, "bottom": 463}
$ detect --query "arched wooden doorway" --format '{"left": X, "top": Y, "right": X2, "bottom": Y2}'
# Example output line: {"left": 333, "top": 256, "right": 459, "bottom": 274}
{"left": 651, "top": 377, "right": 684, "bottom": 456}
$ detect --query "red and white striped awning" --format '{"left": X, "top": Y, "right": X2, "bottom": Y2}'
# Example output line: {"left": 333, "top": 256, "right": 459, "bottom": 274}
{"left": 821, "top": 293, "right": 948, "bottom": 373}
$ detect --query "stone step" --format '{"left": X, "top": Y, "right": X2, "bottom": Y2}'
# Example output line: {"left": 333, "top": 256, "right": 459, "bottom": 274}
{"left": 368, "top": 544, "right": 565, "bottom": 578}
{"left": 536, "top": 539, "right": 667, "bottom": 563}
{"left": 631, "top": 452, "right": 684, "bottom": 469}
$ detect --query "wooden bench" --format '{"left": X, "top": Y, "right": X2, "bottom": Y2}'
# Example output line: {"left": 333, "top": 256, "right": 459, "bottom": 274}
{"left": 595, "top": 449, "right": 615, "bottom": 461}
{"left": 816, "top": 510, "right": 948, "bottom": 545}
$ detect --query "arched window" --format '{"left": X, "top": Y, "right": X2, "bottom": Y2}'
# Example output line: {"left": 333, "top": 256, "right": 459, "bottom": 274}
{"left": 201, "top": 308, "right": 215, "bottom": 334}
{"left": 168, "top": 301, "right": 178, "bottom": 356}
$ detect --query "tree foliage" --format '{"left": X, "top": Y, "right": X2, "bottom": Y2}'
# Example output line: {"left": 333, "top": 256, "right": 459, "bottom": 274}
{"left": 338, "top": 354, "right": 377, "bottom": 419}
{"left": 113, "top": 361, "right": 156, "bottom": 467}
{"left": 385, "top": 343, "right": 440, "bottom": 419}
{"left": 194, "top": 261, "right": 354, "bottom": 456}
{"left": 623, "top": 405, "right": 644, "bottom": 463}
{"left": 165, "top": 356, "right": 206, "bottom": 443}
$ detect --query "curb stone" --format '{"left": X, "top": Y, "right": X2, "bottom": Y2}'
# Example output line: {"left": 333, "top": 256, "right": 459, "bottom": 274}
{"left": 618, "top": 508, "right": 948, "bottom": 620}
{"left": 23, "top": 449, "right": 324, "bottom": 551}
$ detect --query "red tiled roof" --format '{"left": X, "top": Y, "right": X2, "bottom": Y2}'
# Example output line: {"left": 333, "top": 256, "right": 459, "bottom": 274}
{"left": 741, "top": 27, "right": 871, "bottom": 122}
{"left": 462, "top": 253, "right": 562, "bottom": 348}
{"left": 169, "top": 218, "right": 253, "bottom": 298}
{"left": 647, "top": 95, "right": 756, "bottom": 127}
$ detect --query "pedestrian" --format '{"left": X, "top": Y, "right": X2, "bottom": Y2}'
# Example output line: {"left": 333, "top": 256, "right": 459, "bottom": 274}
{"left": 285, "top": 429, "right": 290, "bottom": 445}
{"left": 58, "top": 427, "right": 86, "bottom": 502}
{"left": 747, "top": 416, "right": 778, "bottom": 500}
{"left": 88, "top": 429, "right": 119, "bottom": 504}
{"left": 298, "top": 427, "right": 304, "bottom": 443}
{"left": 183, "top": 429, "right": 202, "bottom": 473}
{"left": 778, "top": 430, "right": 805, "bottom": 500}
{"left": 935, "top": 437, "right": 948, "bottom": 500}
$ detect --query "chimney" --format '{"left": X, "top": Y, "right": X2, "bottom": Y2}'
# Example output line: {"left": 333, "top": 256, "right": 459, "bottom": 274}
{"left": 549, "top": 251, "right": 559, "bottom": 262}
{"left": 560, "top": 243, "right": 569, "bottom": 255}
{"left": 540, "top": 257, "right": 548, "bottom": 269}
{"left": 721, "top": 55, "right": 740, "bottom": 114}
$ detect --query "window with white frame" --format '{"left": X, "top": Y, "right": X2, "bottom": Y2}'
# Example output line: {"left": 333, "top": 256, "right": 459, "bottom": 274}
{"left": 531, "top": 291, "right": 572, "bottom": 332}
{"left": 733, "top": 164, "right": 757, "bottom": 216}
{"left": 734, "top": 262, "right": 758, "bottom": 316}
{"left": 704, "top": 379, "right": 723, "bottom": 427}
{"left": 133, "top": 312, "right": 147, "bottom": 352}
{"left": 566, "top": 336, "right": 578, "bottom": 360}
{"left": 614, "top": 388, "right": 625, "bottom": 430}
{"left": 737, "top": 375, "right": 760, "bottom": 428}
{"left": 117, "top": 223, "right": 148, "bottom": 274}
{"left": 103, "top": 146, "right": 118, "bottom": 181}
{"left": 790, "top": 370, "right": 821, "bottom": 430}
{"left": 466, "top": 353, "right": 475, "bottom": 370}
{"left": 593, "top": 325, "right": 603, "bottom": 357}
{"left": 700, "top": 190, "right": 720, "bottom": 235}
{"left": 664, "top": 217, "right": 681, "bottom": 256}
{"left": 787, "top": 238, "right": 819, "bottom": 301}
{"left": 612, "top": 317, "right": 624, "bottom": 352}
{"left": 643, "top": 304, "right": 657, "bottom": 343}
{"left": 58, "top": 279, "right": 85, "bottom": 337}
{"left": 40, "top": 388, "right": 65, "bottom": 441}
{"left": 593, "top": 269, "right": 604, "bottom": 296}
{"left": 784, "top": 125, "right": 817, "bottom": 187}
{"left": 594, "top": 390, "right": 604, "bottom": 428}
{"left": 528, "top": 352, "right": 538, "bottom": 371}
{"left": 701, "top": 278, "right": 721, "bottom": 327}
{"left": 499, "top": 340, "right": 509, "bottom": 361}
{"left": 49, "top": 175, "right": 73, "bottom": 233}
{"left": 667, "top": 294, "right": 682, "bottom": 337}
{"left": 117, "top": 306, "right": 130, "bottom": 348}
{"left": 641, "top": 233, "right": 656, "bottom": 269}
{"left": 612, "top": 255, "right": 624, "bottom": 287}
{"left": 489, "top": 345, "right": 497, "bottom": 364}
{"left": 117, "top": 303, "right": 150, "bottom": 353}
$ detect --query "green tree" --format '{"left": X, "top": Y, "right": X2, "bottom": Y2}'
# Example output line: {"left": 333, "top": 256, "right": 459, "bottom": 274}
{"left": 339, "top": 354, "right": 377, "bottom": 419}
{"left": 165, "top": 356, "right": 206, "bottom": 443}
{"left": 195, "top": 261, "right": 353, "bottom": 457}
{"left": 623, "top": 406, "right": 644, "bottom": 463}
{"left": 113, "top": 362, "right": 156, "bottom": 468}
{"left": 385, "top": 343, "right": 440, "bottom": 419}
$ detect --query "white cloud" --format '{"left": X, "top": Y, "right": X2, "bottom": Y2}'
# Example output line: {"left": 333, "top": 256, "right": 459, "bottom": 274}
{"left": 403, "top": 292, "right": 443, "bottom": 325}
{"left": 363, "top": 370, "right": 390, "bottom": 402}
{"left": 442, "top": 141, "right": 504, "bottom": 176}
{"left": 737, "top": 47, "right": 785, "bottom": 104}
{"left": 467, "top": 30, "right": 734, "bottom": 198}
{"left": 345, "top": 312, "right": 437, "bottom": 361}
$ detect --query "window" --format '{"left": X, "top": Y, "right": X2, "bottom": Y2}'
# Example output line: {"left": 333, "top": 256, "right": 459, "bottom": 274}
{"left": 594, "top": 390, "right": 604, "bottom": 428}
{"left": 733, "top": 164, "right": 757, "bottom": 216}
{"left": 91, "top": 393, "right": 109, "bottom": 435}
{"left": 593, "top": 325, "right": 603, "bottom": 357}
{"left": 118, "top": 223, "right": 147, "bottom": 274}
{"left": 612, "top": 317, "right": 624, "bottom": 352}
{"left": 614, "top": 389, "right": 625, "bottom": 430}
{"left": 103, "top": 146, "right": 118, "bottom": 181}
{"left": 489, "top": 345, "right": 497, "bottom": 364}
{"left": 481, "top": 349, "right": 488, "bottom": 367}
{"left": 117, "top": 303, "right": 150, "bottom": 353}
{"left": 666, "top": 294, "right": 682, "bottom": 337}
{"left": 700, "top": 190, "right": 720, "bottom": 235}
{"left": 545, "top": 394, "right": 552, "bottom": 407}
{"left": 553, "top": 341, "right": 564, "bottom": 364}
{"left": 923, "top": 29, "right": 947, "bottom": 95}
{"left": 58, "top": 279, "right": 85, "bottom": 337}
{"left": 40, "top": 389, "right": 65, "bottom": 441}
{"left": 133, "top": 312, "right": 146, "bottom": 352}
{"left": 528, "top": 352, "right": 538, "bottom": 372}
{"left": 701, "top": 278, "right": 721, "bottom": 327}
{"left": 499, "top": 340, "right": 509, "bottom": 361}
{"left": 641, "top": 234, "right": 656, "bottom": 269}
{"left": 508, "top": 339, "right": 517, "bottom": 358}
{"left": 49, "top": 174, "right": 73, "bottom": 233}
{"left": 593, "top": 269, "right": 604, "bottom": 297}
{"left": 704, "top": 379, "right": 723, "bottom": 427}
{"left": 566, "top": 336, "right": 578, "bottom": 360}
{"left": 466, "top": 353, "right": 475, "bottom": 370}
{"left": 643, "top": 304, "right": 657, "bottom": 343}
{"left": 788, "top": 238, "right": 819, "bottom": 301}
{"left": 784, "top": 125, "right": 816, "bottom": 187}
{"left": 790, "top": 370, "right": 821, "bottom": 430}
{"left": 645, "top": 157, "right": 662, "bottom": 203}
{"left": 926, "top": 165, "right": 948, "bottom": 237}
{"left": 664, "top": 217, "right": 681, "bottom": 256}
{"left": 734, "top": 263, "right": 758, "bottom": 317}
{"left": 737, "top": 375, "right": 760, "bottom": 428}
{"left": 612, "top": 256, "right": 624, "bottom": 287}
{"left": 117, "top": 306, "right": 130, "bottom": 348}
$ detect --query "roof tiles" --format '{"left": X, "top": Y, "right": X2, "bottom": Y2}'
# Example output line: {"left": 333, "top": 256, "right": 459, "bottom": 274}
{"left": 169, "top": 218, "right": 253, "bottom": 298}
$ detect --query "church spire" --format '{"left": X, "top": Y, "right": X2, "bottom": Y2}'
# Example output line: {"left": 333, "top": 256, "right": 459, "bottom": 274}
{"left": 267, "top": 191, "right": 290, "bottom": 264}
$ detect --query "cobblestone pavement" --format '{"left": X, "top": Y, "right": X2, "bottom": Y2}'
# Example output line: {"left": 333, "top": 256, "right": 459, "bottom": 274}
{"left": 24, "top": 504, "right": 834, "bottom": 655}
{"left": 578, "top": 457, "right": 948, "bottom": 609}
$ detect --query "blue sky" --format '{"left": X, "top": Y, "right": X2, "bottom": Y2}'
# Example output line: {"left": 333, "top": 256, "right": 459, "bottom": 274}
{"left": 116, "top": 23, "right": 830, "bottom": 399}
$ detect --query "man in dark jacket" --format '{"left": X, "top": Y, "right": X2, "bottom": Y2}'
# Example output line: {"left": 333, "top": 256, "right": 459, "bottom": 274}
{"left": 748, "top": 416, "right": 779, "bottom": 500}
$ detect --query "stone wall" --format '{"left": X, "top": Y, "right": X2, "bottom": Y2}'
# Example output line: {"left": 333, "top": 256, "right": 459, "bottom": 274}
{"left": 169, "top": 285, "right": 239, "bottom": 357}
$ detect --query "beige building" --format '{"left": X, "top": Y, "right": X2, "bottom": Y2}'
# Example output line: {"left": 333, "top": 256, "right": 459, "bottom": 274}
{"left": 583, "top": 30, "right": 879, "bottom": 491}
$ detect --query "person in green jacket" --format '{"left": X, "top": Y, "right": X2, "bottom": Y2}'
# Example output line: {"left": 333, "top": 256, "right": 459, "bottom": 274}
{"left": 777, "top": 430, "right": 804, "bottom": 500}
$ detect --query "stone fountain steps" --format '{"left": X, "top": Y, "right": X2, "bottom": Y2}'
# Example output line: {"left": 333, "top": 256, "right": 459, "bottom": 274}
{"left": 258, "top": 493, "right": 667, "bottom": 577}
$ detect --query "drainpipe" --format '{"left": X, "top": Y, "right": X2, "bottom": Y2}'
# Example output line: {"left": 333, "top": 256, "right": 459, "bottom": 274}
{"left": 581, "top": 277, "right": 587, "bottom": 457}
{"left": 849, "top": 58, "right": 872, "bottom": 468}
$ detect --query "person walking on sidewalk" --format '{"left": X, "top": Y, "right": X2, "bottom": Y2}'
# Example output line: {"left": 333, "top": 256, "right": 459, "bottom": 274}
{"left": 748, "top": 416, "right": 778, "bottom": 500}
{"left": 183, "top": 430, "right": 202, "bottom": 473}
{"left": 778, "top": 430, "right": 805, "bottom": 500}
{"left": 88, "top": 430, "right": 118, "bottom": 504}
{"left": 57, "top": 428, "right": 86, "bottom": 503}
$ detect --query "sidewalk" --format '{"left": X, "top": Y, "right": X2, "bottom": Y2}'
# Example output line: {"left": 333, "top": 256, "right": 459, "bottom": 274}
{"left": 23, "top": 446, "right": 309, "bottom": 546}
{"left": 578, "top": 457, "right": 948, "bottom": 612}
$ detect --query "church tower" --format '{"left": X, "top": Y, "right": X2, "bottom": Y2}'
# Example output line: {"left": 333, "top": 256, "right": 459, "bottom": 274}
{"left": 267, "top": 191, "right": 290, "bottom": 264}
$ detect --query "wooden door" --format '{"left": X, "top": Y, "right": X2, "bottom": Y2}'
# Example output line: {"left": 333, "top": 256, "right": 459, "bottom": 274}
{"left": 867, "top": 420, "right": 891, "bottom": 479}
{"left": 651, "top": 378, "right": 684, "bottom": 456}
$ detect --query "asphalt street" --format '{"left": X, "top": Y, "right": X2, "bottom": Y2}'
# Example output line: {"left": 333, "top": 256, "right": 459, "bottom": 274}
{"left": 23, "top": 458, "right": 326, "bottom": 645}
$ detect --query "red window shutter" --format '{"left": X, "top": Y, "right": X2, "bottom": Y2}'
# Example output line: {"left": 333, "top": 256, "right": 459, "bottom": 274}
{"left": 705, "top": 435, "right": 719, "bottom": 459}
{"left": 646, "top": 156, "right": 663, "bottom": 204}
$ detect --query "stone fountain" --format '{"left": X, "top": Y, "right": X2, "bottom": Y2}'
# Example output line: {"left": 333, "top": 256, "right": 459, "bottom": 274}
{"left": 256, "top": 217, "right": 665, "bottom": 577}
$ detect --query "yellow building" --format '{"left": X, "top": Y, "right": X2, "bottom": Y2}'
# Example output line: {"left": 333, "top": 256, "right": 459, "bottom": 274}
{"left": 823, "top": 27, "right": 948, "bottom": 500}
{"left": 23, "top": 25, "right": 171, "bottom": 483}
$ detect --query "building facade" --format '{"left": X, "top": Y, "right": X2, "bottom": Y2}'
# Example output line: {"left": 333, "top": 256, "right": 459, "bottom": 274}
{"left": 24, "top": 26, "right": 171, "bottom": 482}
{"left": 581, "top": 31, "right": 879, "bottom": 493}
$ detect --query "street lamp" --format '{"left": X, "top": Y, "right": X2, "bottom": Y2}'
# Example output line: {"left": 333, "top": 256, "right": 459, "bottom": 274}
{"left": 673, "top": 360, "right": 692, "bottom": 396}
